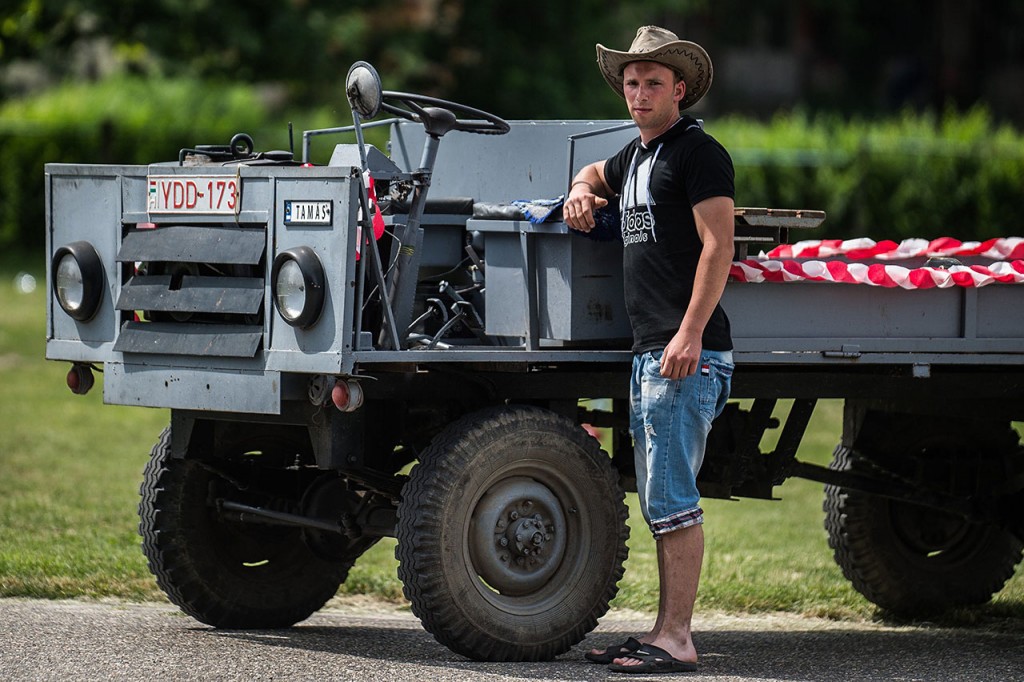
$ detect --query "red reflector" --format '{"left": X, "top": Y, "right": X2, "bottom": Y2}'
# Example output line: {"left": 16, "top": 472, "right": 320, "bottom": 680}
{"left": 66, "top": 364, "right": 95, "bottom": 395}
{"left": 331, "top": 379, "right": 364, "bottom": 413}
{"left": 331, "top": 380, "right": 350, "bottom": 410}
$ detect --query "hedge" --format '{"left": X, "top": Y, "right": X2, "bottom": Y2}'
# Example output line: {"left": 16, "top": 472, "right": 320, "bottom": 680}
{"left": 0, "top": 76, "right": 339, "bottom": 251}
{"left": 713, "top": 108, "right": 1024, "bottom": 242}
{"left": 3, "top": 78, "right": 1023, "bottom": 251}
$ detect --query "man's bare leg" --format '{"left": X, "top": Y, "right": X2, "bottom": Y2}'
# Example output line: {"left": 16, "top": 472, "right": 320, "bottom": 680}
{"left": 588, "top": 532, "right": 668, "bottom": 658}
{"left": 614, "top": 523, "right": 703, "bottom": 666}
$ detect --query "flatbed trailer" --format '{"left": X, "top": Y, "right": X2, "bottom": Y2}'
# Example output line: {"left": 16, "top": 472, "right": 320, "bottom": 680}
{"left": 44, "top": 64, "right": 1024, "bottom": 661}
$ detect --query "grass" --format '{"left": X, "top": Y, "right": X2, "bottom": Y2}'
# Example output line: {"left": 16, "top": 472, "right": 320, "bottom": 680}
{"left": 612, "top": 400, "right": 875, "bottom": 620}
{"left": 2, "top": 251, "right": 1022, "bottom": 628}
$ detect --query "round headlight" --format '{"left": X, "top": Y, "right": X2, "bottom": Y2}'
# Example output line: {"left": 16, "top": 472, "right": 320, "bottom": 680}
{"left": 272, "top": 247, "right": 325, "bottom": 328}
{"left": 275, "top": 259, "right": 307, "bottom": 319}
{"left": 52, "top": 241, "right": 104, "bottom": 321}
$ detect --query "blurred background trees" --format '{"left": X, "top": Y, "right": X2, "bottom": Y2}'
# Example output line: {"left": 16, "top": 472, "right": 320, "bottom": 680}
{"left": 5, "top": 0, "right": 1023, "bottom": 120}
{"left": 2, "top": 0, "right": 1024, "bottom": 248}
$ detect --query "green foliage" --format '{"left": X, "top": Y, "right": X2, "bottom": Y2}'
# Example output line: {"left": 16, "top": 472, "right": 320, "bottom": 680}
{"left": 4, "top": 72, "right": 1024, "bottom": 251}
{"left": 0, "top": 76, "right": 339, "bottom": 250}
{"left": 713, "top": 107, "right": 1024, "bottom": 241}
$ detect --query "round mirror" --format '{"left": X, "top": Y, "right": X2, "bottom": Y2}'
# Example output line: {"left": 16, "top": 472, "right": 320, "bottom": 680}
{"left": 345, "top": 61, "right": 383, "bottom": 119}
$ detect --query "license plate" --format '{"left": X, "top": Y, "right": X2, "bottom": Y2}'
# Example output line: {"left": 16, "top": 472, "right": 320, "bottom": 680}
{"left": 148, "top": 175, "right": 240, "bottom": 214}
{"left": 284, "top": 200, "right": 333, "bottom": 225}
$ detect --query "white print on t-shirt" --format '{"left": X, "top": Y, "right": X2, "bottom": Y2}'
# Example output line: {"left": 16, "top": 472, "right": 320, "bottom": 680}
{"left": 620, "top": 145, "right": 662, "bottom": 245}
{"left": 619, "top": 122, "right": 703, "bottom": 249}
{"left": 622, "top": 208, "right": 652, "bottom": 244}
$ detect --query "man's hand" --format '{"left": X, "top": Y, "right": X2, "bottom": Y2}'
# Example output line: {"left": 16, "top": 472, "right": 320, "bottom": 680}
{"left": 564, "top": 190, "right": 609, "bottom": 232}
{"left": 660, "top": 195, "right": 735, "bottom": 380}
{"left": 660, "top": 328, "right": 702, "bottom": 379}
{"left": 564, "top": 161, "right": 611, "bottom": 233}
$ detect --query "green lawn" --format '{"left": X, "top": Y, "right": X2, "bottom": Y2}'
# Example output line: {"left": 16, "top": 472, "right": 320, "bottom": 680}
{"left": 2, "top": 251, "right": 1021, "bottom": 626}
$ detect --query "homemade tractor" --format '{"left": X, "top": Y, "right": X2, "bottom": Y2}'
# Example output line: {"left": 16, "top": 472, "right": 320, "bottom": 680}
{"left": 45, "top": 62, "right": 1024, "bottom": 660}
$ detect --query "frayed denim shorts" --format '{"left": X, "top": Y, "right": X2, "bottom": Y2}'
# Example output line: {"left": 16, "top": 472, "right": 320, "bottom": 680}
{"left": 630, "top": 348, "right": 733, "bottom": 538}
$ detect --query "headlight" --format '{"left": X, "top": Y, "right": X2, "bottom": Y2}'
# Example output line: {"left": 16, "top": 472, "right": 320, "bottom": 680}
{"left": 271, "top": 247, "right": 325, "bottom": 328}
{"left": 52, "top": 241, "right": 104, "bottom": 321}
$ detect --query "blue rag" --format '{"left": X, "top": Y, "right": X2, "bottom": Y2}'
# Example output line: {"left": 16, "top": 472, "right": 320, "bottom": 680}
{"left": 511, "top": 196, "right": 564, "bottom": 224}
{"left": 510, "top": 195, "right": 621, "bottom": 243}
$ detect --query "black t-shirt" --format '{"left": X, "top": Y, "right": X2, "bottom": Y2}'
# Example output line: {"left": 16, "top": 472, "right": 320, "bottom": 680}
{"left": 604, "top": 116, "right": 735, "bottom": 354}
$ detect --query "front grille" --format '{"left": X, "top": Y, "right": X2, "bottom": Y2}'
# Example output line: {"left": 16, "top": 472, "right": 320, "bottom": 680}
{"left": 113, "top": 224, "right": 266, "bottom": 358}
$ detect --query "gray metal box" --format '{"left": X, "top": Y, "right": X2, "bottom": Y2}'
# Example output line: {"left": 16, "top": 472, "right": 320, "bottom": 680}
{"left": 472, "top": 219, "right": 631, "bottom": 342}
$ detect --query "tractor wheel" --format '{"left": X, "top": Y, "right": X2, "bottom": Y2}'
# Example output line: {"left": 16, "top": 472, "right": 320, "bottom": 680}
{"left": 396, "top": 405, "right": 629, "bottom": 661}
{"left": 139, "top": 427, "right": 366, "bottom": 628}
{"left": 823, "top": 418, "right": 1023, "bottom": 617}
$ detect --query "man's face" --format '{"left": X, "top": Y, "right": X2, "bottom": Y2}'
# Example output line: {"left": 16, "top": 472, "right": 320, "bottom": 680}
{"left": 622, "top": 61, "right": 685, "bottom": 137}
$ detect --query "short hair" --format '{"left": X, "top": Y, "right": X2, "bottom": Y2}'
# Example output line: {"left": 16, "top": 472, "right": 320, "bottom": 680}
{"left": 619, "top": 61, "right": 686, "bottom": 85}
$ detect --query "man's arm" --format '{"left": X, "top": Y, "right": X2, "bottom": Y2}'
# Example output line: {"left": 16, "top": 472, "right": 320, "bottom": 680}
{"left": 658, "top": 195, "right": 735, "bottom": 380}
{"left": 563, "top": 160, "right": 612, "bottom": 232}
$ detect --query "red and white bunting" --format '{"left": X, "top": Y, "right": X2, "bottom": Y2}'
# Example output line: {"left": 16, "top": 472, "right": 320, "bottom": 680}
{"left": 730, "top": 259, "right": 1024, "bottom": 288}
{"left": 765, "top": 237, "right": 1024, "bottom": 261}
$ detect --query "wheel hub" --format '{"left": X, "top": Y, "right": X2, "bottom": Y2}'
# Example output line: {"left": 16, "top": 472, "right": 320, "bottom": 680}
{"left": 504, "top": 514, "right": 550, "bottom": 559}
{"left": 469, "top": 477, "right": 567, "bottom": 596}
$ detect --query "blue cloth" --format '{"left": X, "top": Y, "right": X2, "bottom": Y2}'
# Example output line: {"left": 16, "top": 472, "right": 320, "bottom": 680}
{"left": 510, "top": 195, "right": 622, "bottom": 242}
{"left": 511, "top": 196, "right": 564, "bottom": 224}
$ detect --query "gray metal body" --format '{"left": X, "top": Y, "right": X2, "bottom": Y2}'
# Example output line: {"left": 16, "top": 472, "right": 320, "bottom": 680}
{"left": 45, "top": 121, "right": 1024, "bottom": 416}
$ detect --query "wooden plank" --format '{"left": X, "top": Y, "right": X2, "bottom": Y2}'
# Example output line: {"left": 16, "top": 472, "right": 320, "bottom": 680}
{"left": 734, "top": 207, "right": 826, "bottom": 230}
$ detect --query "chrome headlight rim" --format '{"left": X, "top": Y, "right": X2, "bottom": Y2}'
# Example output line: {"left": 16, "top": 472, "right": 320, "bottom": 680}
{"left": 51, "top": 241, "right": 104, "bottom": 322}
{"left": 271, "top": 246, "right": 325, "bottom": 328}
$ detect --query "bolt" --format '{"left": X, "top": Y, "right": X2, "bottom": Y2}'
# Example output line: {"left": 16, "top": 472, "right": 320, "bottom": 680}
{"left": 523, "top": 500, "right": 533, "bottom": 510}
{"left": 532, "top": 533, "right": 543, "bottom": 545}
{"left": 510, "top": 511, "right": 519, "bottom": 521}
{"left": 499, "top": 537, "right": 508, "bottom": 547}
{"left": 500, "top": 553, "right": 509, "bottom": 563}
{"left": 516, "top": 557, "right": 525, "bottom": 566}
{"left": 496, "top": 518, "right": 507, "bottom": 530}
{"left": 515, "top": 533, "right": 523, "bottom": 542}
{"left": 533, "top": 513, "right": 542, "bottom": 522}
{"left": 544, "top": 533, "right": 552, "bottom": 541}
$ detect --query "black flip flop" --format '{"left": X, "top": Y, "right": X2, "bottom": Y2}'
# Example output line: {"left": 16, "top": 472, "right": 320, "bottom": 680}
{"left": 608, "top": 644, "right": 698, "bottom": 674}
{"left": 584, "top": 636, "right": 643, "bottom": 664}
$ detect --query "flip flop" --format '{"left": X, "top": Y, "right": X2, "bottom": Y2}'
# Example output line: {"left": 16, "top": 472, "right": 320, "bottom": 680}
{"left": 608, "top": 644, "right": 698, "bottom": 674}
{"left": 584, "top": 636, "right": 642, "bottom": 664}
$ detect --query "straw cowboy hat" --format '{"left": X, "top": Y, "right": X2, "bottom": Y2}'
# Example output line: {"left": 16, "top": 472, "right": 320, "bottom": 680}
{"left": 596, "top": 25, "right": 713, "bottom": 110}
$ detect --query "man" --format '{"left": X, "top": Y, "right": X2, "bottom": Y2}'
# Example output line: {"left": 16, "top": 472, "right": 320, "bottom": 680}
{"left": 563, "top": 26, "right": 735, "bottom": 675}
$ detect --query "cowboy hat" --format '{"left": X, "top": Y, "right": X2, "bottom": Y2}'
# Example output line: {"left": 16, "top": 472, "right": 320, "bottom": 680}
{"left": 596, "top": 25, "right": 713, "bottom": 110}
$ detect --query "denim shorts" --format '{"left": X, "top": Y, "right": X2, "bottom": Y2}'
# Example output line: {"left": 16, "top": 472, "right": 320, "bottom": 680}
{"left": 630, "top": 348, "right": 733, "bottom": 537}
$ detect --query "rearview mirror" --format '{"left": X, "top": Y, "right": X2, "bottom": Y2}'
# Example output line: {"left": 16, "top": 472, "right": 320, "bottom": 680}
{"left": 346, "top": 61, "right": 383, "bottom": 119}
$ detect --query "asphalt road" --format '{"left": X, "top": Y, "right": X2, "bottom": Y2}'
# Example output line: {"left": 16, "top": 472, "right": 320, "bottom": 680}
{"left": 2, "top": 598, "right": 1022, "bottom": 681}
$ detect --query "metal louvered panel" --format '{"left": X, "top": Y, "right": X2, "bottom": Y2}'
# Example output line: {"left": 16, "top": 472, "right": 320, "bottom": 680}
{"left": 114, "top": 321, "right": 262, "bottom": 357}
{"left": 116, "top": 275, "right": 263, "bottom": 315}
{"left": 117, "top": 225, "right": 264, "bottom": 264}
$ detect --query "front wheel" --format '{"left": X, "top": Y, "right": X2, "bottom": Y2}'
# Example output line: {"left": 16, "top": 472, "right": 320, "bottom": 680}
{"left": 138, "top": 427, "right": 368, "bottom": 628}
{"left": 396, "top": 406, "right": 629, "bottom": 661}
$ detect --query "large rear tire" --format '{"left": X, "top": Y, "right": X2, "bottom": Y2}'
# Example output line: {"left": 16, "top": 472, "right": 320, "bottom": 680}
{"left": 139, "top": 427, "right": 369, "bottom": 628}
{"left": 396, "top": 405, "right": 629, "bottom": 661}
{"left": 824, "top": 417, "right": 1023, "bottom": 617}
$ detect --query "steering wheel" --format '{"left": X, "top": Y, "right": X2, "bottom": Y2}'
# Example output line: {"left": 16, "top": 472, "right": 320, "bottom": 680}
{"left": 380, "top": 92, "right": 510, "bottom": 137}
{"left": 345, "top": 61, "right": 509, "bottom": 138}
